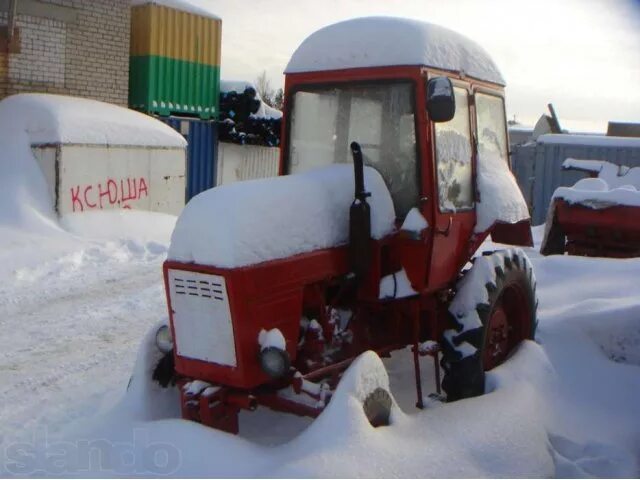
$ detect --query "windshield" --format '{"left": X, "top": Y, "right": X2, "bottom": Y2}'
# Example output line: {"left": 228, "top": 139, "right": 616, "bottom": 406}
{"left": 288, "top": 82, "right": 418, "bottom": 218}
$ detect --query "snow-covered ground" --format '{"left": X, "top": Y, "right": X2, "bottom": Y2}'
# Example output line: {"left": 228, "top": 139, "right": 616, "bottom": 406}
{"left": 0, "top": 95, "right": 638, "bottom": 476}
{"left": 0, "top": 218, "right": 639, "bottom": 477}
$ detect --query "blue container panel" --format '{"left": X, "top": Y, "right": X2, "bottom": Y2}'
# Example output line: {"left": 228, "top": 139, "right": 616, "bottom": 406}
{"left": 162, "top": 117, "right": 218, "bottom": 201}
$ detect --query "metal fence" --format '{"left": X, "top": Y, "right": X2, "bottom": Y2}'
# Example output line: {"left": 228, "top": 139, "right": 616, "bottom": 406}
{"left": 511, "top": 135, "right": 640, "bottom": 225}
{"left": 162, "top": 117, "right": 218, "bottom": 201}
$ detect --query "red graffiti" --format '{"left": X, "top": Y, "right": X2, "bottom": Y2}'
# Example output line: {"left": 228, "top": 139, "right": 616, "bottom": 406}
{"left": 70, "top": 177, "right": 149, "bottom": 212}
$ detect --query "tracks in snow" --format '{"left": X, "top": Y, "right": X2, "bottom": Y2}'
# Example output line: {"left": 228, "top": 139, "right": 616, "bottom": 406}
{"left": 0, "top": 243, "right": 168, "bottom": 443}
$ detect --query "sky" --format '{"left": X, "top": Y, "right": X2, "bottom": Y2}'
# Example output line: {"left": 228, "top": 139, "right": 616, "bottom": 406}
{"left": 194, "top": 0, "right": 640, "bottom": 133}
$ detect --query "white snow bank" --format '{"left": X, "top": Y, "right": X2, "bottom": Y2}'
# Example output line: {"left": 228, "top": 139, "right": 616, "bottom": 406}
{"left": 131, "top": 0, "right": 220, "bottom": 19}
{"left": 400, "top": 207, "right": 428, "bottom": 233}
{"left": 0, "top": 94, "right": 186, "bottom": 147}
{"left": 538, "top": 133, "right": 640, "bottom": 148}
{"left": 119, "top": 320, "right": 181, "bottom": 422}
{"left": 60, "top": 210, "right": 177, "bottom": 245}
{"left": 553, "top": 178, "right": 640, "bottom": 209}
{"left": 169, "top": 165, "right": 396, "bottom": 268}
{"left": 563, "top": 158, "right": 640, "bottom": 190}
{"left": 379, "top": 269, "right": 418, "bottom": 299}
{"left": 285, "top": 17, "right": 505, "bottom": 86}
{"left": 258, "top": 328, "right": 286, "bottom": 351}
{"left": 475, "top": 151, "right": 530, "bottom": 231}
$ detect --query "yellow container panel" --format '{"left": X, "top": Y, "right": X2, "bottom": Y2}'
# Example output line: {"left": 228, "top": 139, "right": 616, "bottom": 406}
{"left": 131, "top": 3, "right": 221, "bottom": 66}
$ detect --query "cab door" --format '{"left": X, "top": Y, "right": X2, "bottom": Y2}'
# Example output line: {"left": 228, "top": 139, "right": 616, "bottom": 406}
{"left": 426, "top": 82, "right": 477, "bottom": 289}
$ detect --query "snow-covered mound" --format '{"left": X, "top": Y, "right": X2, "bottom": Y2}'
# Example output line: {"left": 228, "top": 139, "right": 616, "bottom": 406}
{"left": 476, "top": 150, "right": 530, "bottom": 231}
{"left": 168, "top": 165, "right": 396, "bottom": 268}
{"left": 0, "top": 93, "right": 186, "bottom": 147}
{"left": 285, "top": 17, "right": 505, "bottom": 86}
{"left": 554, "top": 159, "right": 640, "bottom": 208}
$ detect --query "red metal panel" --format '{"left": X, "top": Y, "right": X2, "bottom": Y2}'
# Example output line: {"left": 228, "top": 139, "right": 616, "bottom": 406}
{"left": 164, "top": 247, "right": 350, "bottom": 389}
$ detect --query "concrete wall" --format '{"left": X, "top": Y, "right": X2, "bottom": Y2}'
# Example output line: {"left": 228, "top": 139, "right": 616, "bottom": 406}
{"left": 0, "top": 0, "right": 130, "bottom": 105}
{"left": 34, "top": 144, "right": 186, "bottom": 216}
{"left": 216, "top": 142, "right": 280, "bottom": 185}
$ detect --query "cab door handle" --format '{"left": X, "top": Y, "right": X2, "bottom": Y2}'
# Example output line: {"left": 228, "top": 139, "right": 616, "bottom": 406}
{"left": 435, "top": 216, "right": 453, "bottom": 236}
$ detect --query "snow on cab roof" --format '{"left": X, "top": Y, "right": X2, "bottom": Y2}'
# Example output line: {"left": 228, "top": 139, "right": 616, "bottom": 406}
{"left": 285, "top": 17, "right": 505, "bottom": 86}
{"left": 0, "top": 94, "right": 186, "bottom": 148}
{"left": 131, "top": 0, "right": 220, "bottom": 19}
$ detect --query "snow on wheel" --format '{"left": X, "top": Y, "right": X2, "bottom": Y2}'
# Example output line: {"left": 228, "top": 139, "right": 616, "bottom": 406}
{"left": 441, "top": 249, "right": 538, "bottom": 401}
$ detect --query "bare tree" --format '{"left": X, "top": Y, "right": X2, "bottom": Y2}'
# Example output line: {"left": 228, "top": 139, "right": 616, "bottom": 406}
{"left": 273, "top": 88, "right": 284, "bottom": 110}
{"left": 255, "top": 70, "right": 274, "bottom": 107}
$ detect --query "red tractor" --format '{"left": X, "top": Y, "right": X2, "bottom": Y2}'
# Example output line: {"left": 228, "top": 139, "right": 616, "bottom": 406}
{"left": 150, "top": 17, "right": 537, "bottom": 434}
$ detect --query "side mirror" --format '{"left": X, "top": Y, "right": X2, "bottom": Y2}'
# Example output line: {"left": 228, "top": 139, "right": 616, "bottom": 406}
{"left": 426, "top": 77, "right": 455, "bottom": 123}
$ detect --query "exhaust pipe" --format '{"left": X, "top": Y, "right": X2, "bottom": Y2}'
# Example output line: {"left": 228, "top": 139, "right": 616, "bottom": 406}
{"left": 349, "top": 141, "right": 372, "bottom": 280}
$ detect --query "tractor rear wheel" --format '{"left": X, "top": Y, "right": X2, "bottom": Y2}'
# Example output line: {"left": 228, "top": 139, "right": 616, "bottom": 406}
{"left": 441, "top": 249, "right": 538, "bottom": 401}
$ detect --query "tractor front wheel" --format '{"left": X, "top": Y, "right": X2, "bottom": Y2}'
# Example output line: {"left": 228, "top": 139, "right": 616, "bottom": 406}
{"left": 441, "top": 249, "right": 538, "bottom": 401}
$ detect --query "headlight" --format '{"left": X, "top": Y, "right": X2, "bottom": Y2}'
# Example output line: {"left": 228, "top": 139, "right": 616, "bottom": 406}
{"left": 156, "top": 325, "right": 173, "bottom": 354}
{"left": 259, "top": 347, "right": 290, "bottom": 379}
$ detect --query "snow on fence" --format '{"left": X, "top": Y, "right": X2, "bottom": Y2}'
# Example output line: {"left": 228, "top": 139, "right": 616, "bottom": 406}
{"left": 510, "top": 134, "right": 640, "bottom": 225}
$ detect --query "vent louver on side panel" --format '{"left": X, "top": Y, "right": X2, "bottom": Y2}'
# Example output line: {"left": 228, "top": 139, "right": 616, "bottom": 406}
{"left": 168, "top": 269, "right": 237, "bottom": 366}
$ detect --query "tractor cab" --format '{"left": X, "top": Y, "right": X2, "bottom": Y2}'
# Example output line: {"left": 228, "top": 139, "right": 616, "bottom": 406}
{"left": 281, "top": 16, "right": 531, "bottom": 292}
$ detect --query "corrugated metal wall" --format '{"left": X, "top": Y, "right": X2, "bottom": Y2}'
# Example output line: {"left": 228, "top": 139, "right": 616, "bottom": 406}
{"left": 162, "top": 117, "right": 218, "bottom": 200}
{"left": 216, "top": 143, "right": 280, "bottom": 185}
{"left": 511, "top": 137, "right": 640, "bottom": 225}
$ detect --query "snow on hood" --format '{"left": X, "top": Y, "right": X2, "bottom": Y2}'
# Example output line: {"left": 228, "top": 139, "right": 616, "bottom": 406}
{"left": 285, "top": 17, "right": 505, "bottom": 86}
{"left": 0, "top": 94, "right": 186, "bottom": 147}
{"left": 168, "top": 165, "right": 396, "bottom": 268}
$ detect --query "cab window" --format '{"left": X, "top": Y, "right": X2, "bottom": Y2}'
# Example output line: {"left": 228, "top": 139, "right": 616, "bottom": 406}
{"left": 475, "top": 93, "right": 508, "bottom": 164}
{"left": 434, "top": 87, "right": 473, "bottom": 212}
{"left": 288, "top": 82, "right": 418, "bottom": 218}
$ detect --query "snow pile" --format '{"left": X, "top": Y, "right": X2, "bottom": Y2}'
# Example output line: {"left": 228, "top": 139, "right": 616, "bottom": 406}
{"left": 258, "top": 328, "right": 286, "bottom": 351}
{"left": 131, "top": 0, "right": 220, "bottom": 19}
{"left": 0, "top": 94, "right": 186, "bottom": 147}
{"left": 285, "top": 17, "right": 505, "bottom": 86}
{"left": 400, "top": 206, "right": 428, "bottom": 233}
{"left": 119, "top": 320, "right": 181, "bottom": 422}
{"left": 552, "top": 159, "right": 640, "bottom": 209}
{"left": 168, "top": 165, "right": 396, "bottom": 268}
{"left": 446, "top": 249, "right": 536, "bottom": 358}
{"left": 379, "top": 269, "right": 418, "bottom": 299}
{"left": 475, "top": 150, "right": 530, "bottom": 231}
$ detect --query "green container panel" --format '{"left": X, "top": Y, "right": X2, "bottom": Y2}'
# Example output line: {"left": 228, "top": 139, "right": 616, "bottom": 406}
{"left": 129, "top": 55, "right": 220, "bottom": 120}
